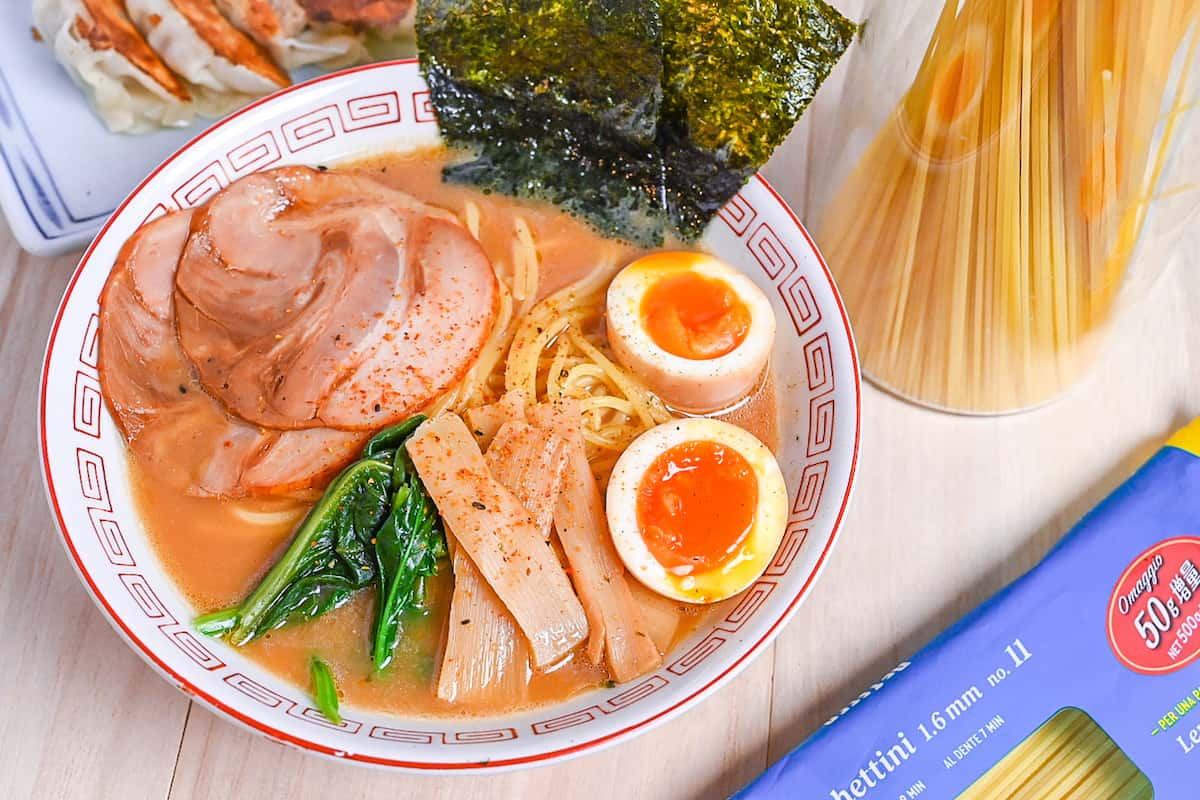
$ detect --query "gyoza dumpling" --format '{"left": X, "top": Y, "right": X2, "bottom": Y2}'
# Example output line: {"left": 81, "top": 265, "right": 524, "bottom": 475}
{"left": 214, "top": 0, "right": 366, "bottom": 69}
{"left": 33, "top": 0, "right": 194, "bottom": 133}
{"left": 124, "top": 0, "right": 290, "bottom": 106}
{"left": 299, "top": 0, "right": 416, "bottom": 38}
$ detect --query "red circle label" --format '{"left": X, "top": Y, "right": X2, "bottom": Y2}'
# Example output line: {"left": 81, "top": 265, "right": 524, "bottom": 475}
{"left": 1107, "top": 537, "right": 1200, "bottom": 675}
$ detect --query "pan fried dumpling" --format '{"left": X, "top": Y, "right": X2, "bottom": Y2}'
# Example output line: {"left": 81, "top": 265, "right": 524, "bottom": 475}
{"left": 299, "top": 0, "right": 416, "bottom": 38}
{"left": 33, "top": 0, "right": 194, "bottom": 133}
{"left": 124, "top": 0, "right": 290, "bottom": 105}
{"left": 214, "top": 0, "right": 365, "bottom": 69}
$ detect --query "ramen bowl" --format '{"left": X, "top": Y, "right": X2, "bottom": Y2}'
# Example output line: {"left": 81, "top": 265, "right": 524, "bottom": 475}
{"left": 38, "top": 60, "right": 860, "bottom": 772}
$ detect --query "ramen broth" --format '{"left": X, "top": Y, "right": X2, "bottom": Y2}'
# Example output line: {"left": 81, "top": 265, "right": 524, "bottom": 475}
{"left": 131, "top": 148, "right": 780, "bottom": 717}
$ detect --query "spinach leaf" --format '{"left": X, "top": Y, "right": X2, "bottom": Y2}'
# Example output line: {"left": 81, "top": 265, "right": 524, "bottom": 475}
{"left": 371, "top": 439, "right": 445, "bottom": 672}
{"left": 194, "top": 414, "right": 448, "bottom": 679}
{"left": 194, "top": 607, "right": 238, "bottom": 636}
{"left": 226, "top": 456, "right": 394, "bottom": 646}
{"left": 309, "top": 657, "right": 342, "bottom": 725}
{"left": 362, "top": 415, "right": 427, "bottom": 458}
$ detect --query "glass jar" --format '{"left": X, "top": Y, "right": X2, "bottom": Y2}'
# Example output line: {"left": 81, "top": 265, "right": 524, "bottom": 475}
{"left": 807, "top": 0, "right": 1200, "bottom": 413}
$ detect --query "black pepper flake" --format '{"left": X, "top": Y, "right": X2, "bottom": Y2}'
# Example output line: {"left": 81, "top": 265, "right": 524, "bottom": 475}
{"left": 317, "top": 165, "right": 328, "bottom": 172}
{"left": 178, "top": 385, "right": 187, "bottom": 394}
{"left": 473, "top": 429, "right": 485, "bottom": 437}
{"left": 374, "top": 403, "right": 382, "bottom": 413}
{"left": 604, "top": 680, "right": 617, "bottom": 689}
{"left": 460, "top": 618, "right": 471, "bottom": 625}
{"left": 472, "top": 501, "right": 487, "bottom": 510}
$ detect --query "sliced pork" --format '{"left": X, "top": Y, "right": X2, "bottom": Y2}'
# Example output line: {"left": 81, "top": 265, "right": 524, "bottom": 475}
{"left": 174, "top": 166, "right": 497, "bottom": 431}
{"left": 98, "top": 209, "right": 361, "bottom": 497}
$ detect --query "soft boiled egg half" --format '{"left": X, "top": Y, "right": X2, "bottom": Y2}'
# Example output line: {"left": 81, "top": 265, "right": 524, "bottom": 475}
{"left": 607, "top": 418, "right": 788, "bottom": 603}
{"left": 606, "top": 251, "right": 776, "bottom": 413}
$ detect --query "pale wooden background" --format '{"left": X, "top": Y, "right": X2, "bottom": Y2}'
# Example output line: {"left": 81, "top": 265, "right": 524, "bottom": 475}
{"left": 4, "top": 2, "right": 1200, "bottom": 794}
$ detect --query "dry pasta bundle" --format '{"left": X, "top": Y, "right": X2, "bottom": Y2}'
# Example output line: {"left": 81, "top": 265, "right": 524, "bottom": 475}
{"left": 737, "top": 418, "right": 1200, "bottom": 798}
{"left": 818, "top": 0, "right": 1200, "bottom": 412}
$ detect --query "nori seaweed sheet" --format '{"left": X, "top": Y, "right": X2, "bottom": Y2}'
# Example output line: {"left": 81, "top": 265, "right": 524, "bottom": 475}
{"left": 419, "top": 0, "right": 667, "bottom": 243}
{"left": 417, "top": 0, "right": 855, "bottom": 243}
{"left": 660, "top": 0, "right": 857, "bottom": 237}
{"left": 425, "top": 65, "right": 669, "bottom": 244}
{"left": 419, "top": 0, "right": 662, "bottom": 145}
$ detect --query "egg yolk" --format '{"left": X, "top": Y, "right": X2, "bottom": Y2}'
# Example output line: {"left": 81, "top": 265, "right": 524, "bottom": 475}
{"left": 640, "top": 270, "right": 751, "bottom": 360}
{"left": 636, "top": 440, "right": 758, "bottom": 573}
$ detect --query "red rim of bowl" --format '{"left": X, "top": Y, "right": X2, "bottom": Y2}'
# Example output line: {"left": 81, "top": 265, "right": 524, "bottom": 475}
{"left": 37, "top": 59, "right": 862, "bottom": 771}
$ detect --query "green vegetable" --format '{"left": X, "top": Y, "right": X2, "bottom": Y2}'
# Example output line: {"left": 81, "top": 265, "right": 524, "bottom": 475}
{"left": 194, "top": 414, "right": 449, "bottom": 679}
{"left": 194, "top": 608, "right": 239, "bottom": 636}
{"left": 224, "top": 456, "right": 394, "bottom": 646}
{"left": 362, "top": 415, "right": 427, "bottom": 458}
{"left": 659, "top": 0, "right": 858, "bottom": 236}
{"left": 370, "top": 444, "right": 444, "bottom": 672}
{"left": 417, "top": 0, "right": 856, "bottom": 242}
{"left": 309, "top": 657, "right": 342, "bottom": 725}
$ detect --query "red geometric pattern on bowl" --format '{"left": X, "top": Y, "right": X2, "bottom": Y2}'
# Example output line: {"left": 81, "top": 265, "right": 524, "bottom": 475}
{"left": 343, "top": 92, "right": 401, "bottom": 131}
{"left": 369, "top": 726, "right": 519, "bottom": 745}
{"left": 118, "top": 572, "right": 227, "bottom": 671}
{"left": 779, "top": 272, "right": 822, "bottom": 338}
{"left": 531, "top": 676, "right": 671, "bottom": 734}
{"left": 717, "top": 191, "right": 758, "bottom": 236}
{"left": 411, "top": 90, "right": 436, "bottom": 124}
{"left": 41, "top": 61, "right": 860, "bottom": 772}
{"left": 227, "top": 131, "right": 282, "bottom": 174}
{"left": 78, "top": 313, "right": 99, "bottom": 368}
{"left": 764, "top": 523, "right": 811, "bottom": 577}
{"left": 225, "top": 672, "right": 362, "bottom": 733}
{"left": 171, "top": 160, "right": 229, "bottom": 209}
{"left": 72, "top": 370, "right": 102, "bottom": 438}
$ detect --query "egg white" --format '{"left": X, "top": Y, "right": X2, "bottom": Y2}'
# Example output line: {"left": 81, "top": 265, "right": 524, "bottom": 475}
{"left": 606, "top": 418, "right": 788, "bottom": 604}
{"left": 606, "top": 252, "right": 777, "bottom": 414}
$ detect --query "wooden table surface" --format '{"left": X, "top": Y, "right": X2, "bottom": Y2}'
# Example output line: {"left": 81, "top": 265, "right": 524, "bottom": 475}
{"left": 5, "top": 208, "right": 1198, "bottom": 800}
{"left": 4, "top": 40, "right": 1199, "bottom": 800}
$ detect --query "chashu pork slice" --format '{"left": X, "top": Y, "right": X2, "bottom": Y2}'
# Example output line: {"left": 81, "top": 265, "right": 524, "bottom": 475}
{"left": 174, "top": 166, "right": 498, "bottom": 432}
{"left": 98, "top": 209, "right": 362, "bottom": 498}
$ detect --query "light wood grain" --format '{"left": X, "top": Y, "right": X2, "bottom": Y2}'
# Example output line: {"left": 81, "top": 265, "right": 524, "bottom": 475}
{"left": 767, "top": 270, "right": 1200, "bottom": 760}
{"left": 0, "top": 220, "right": 191, "bottom": 800}
{"left": 169, "top": 655, "right": 772, "bottom": 800}
{"left": 9, "top": 219, "right": 1197, "bottom": 799}
{"left": 6, "top": 2, "right": 1200, "bottom": 789}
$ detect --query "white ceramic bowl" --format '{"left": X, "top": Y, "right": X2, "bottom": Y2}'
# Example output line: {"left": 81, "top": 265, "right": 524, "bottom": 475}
{"left": 38, "top": 60, "right": 861, "bottom": 772}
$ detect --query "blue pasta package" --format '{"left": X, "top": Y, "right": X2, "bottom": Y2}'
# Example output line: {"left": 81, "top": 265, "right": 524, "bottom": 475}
{"left": 736, "top": 421, "right": 1200, "bottom": 799}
